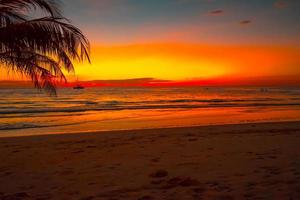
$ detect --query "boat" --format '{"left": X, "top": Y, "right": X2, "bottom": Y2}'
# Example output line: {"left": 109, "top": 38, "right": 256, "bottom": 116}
{"left": 73, "top": 77, "right": 85, "bottom": 90}
{"left": 73, "top": 85, "right": 85, "bottom": 90}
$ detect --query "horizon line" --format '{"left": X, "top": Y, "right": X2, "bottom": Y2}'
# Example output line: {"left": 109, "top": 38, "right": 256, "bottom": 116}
{"left": 1, "top": 76, "right": 300, "bottom": 88}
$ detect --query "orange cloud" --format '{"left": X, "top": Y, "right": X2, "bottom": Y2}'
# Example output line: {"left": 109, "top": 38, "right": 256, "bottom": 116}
{"left": 209, "top": 10, "right": 224, "bottom": 16}
{"left": 239, "top": 20, "right": 252, "bottom": 25}
{"left": 274, "top": 0, "right": 289, "bottom": 9}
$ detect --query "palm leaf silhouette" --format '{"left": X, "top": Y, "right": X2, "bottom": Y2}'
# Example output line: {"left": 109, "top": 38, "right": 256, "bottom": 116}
{"left": 0, "top": 0, "right": 90, "bottom": 95}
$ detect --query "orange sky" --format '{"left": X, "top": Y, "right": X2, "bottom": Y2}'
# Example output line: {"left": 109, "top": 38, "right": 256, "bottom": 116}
{"left": 1, "top": 43, "right": 300, "bottom": 85}
{"left": 1, "top": 0, "right": 300, "bottom": 86}
{"left": 69, "top": 43, "right": 300, "bottom": 82}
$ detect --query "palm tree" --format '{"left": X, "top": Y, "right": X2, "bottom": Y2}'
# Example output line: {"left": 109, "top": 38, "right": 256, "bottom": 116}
{"left": 0, "top": 0, "right": 90, "bottom": 95}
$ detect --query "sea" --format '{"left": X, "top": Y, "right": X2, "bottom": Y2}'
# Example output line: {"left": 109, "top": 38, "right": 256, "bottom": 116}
{"left": 1, "top": 87, "right": 300, "bottom": 137}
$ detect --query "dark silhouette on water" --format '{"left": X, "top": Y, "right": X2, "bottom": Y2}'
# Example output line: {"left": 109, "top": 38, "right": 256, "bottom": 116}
{"left": 73, "top": 76, "right": 84, "bottom": 90}
{"left": 73, "top": 85, "right": 84, "bottom": 90}
{"left": 0, "top": 0, "right": 90, "bottom": 95}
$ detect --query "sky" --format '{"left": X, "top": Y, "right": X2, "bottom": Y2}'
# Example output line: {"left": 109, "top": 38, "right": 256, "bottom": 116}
{"left": 2, "top": 0, "right": 300, "bottom": 85}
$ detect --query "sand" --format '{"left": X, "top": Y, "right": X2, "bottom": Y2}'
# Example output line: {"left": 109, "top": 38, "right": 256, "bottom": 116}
{"left": 0, "top": 121, "right": 300, "bottom": 200}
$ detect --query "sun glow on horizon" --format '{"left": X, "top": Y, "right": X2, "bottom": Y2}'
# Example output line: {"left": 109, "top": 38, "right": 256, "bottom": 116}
{"left": 1, "top": 0, "right": 300, "bottom": 87}
{"left": 70, "top": 43, "right": 300, "bottom": 83}
{"left": 1, "top": 42, "right": 300, "bottom": 85}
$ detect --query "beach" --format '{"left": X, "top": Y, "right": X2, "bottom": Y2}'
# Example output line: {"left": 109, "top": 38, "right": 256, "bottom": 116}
{"left": 1, "top": 0, "right": 300, "bottom": 199}
{"left": 0, "top": 121, "right": 300, "bottom": 200}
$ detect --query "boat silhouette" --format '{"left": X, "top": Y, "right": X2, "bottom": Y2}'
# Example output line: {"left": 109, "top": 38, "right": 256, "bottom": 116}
{"left": 73, "top": 77, "right": 85, "bottom": 89}
{"left": 73, "top": 85, "right": 84, "bottom": 90}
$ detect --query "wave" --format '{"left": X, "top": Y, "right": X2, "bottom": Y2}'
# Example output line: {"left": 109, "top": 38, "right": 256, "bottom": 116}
{"left": 1, "top": 102, "right": 300, "bottom": 115}
{"left": 0, "top": 119, "right": 102, "bottom": 131}
{"left": 0, "top": 97, "right": 289, "bottom": 113}
{"left": 0, "top": 123, "right": 43, "bottom": 130}
{"left": 128, "top": 98, "right": 283, "bottom": 104}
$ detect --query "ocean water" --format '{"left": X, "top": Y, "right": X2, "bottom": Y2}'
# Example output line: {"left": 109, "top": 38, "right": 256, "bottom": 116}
{"left": 0, "top": 87, "right": 300, "bottom": 137}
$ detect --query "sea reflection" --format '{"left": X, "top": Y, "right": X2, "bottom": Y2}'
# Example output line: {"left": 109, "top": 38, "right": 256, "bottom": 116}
{"left": 0, "top": 87, "right": 300, "bottom": 137}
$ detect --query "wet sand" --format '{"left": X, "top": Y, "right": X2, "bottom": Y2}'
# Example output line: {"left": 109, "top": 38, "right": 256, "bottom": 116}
{"left": 0, "top": 121, "right": 300, "bottom": 200}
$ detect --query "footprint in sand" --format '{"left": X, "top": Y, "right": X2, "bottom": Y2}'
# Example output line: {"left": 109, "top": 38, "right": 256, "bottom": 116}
{"left": 149, "top": 170, "right": 168, "bottom": 178}
{"left": 151, "top": 158, "right": 160, "bottom": 163}
{"left": 138, "top": 195, "right": 153, "bottom": 200}
{"left": 159, "top": 177, "right": 201, "bottom": 189}
{"left": 72, "top": 150, "right": 85, "bottom": 154}
{"left": 86, "top": 145, "right": 97, "bottom": 149}
{"left": 188, "top": 138, "right": 198, "bottom": 142}
{"left": 0, "top": 192, "right": 31, "bottom": 199}
{"left": 79, "top": 196, "right": 95, "bottom": 200}
{"left": 214, "top": 195, "right": 235, "bottom": 200}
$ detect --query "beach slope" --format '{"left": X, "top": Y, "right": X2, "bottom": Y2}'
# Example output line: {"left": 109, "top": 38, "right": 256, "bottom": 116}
{"left": 0, "top": 121, "right": 300, "bottom": 199}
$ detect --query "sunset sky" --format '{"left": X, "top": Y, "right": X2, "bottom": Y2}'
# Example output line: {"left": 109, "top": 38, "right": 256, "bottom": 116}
{"left": 1, "top": 0, "right": 300, "bottom": 85}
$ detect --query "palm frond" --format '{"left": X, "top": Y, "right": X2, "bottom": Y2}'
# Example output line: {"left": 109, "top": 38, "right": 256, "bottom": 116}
{"left": 0, "top": 0, "right": 90, "bottom": 95}
{"left": 0, "top": 50, "right": 65, "bottom": 95}
{"left": 0, "top": 0, "right": 61, "bottom": 17}
{"left": 0, "top": 17, "right": 90, "bottom": 68}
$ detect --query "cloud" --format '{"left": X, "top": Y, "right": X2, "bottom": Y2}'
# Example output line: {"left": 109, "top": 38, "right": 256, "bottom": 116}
{"left": 274, "top": 0, "right": 288, "bottom": 9}
{"left": 177, "top": 0, "right": 215, "bottom": 3}
{"left": 209, "top": 9, "right": 224, "bottom": 16}
{"left": 239, "top": 20, "right": 252, "bottom": 25}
